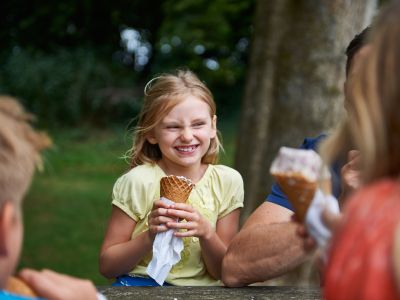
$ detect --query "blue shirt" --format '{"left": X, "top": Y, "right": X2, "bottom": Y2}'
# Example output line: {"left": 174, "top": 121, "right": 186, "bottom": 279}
{"left": 266, "top": 134, "right": 341, "bottom": 210}
{"left": 0, "top": 290, "right": 39, "bottom": 300}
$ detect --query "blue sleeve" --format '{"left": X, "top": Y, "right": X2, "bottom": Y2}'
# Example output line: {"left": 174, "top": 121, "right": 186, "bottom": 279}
{"left": 267, "top": 182, "right": 294, "bottom": 210}
{"left": 266, "top": 135, "right": 327, "bottom": 210}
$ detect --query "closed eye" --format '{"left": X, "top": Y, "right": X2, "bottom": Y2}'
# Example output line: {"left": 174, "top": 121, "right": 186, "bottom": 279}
{"left": 192, "top": 122, "right": 205, "bottom": 128}
{"left": 166, "top": 125, "right": 180, "bottom": 129}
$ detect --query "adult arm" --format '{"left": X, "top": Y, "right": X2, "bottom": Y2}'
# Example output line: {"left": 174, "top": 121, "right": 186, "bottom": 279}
{"left": 222, "top": 202, "right": 309, "bottom": 287}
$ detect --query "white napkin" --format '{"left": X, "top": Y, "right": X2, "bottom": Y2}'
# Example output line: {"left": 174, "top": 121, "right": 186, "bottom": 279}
{"left": 147, "top": 197, "right": 184, "bottom": 285}
{"left": 305, "top": 189, "right": 340, "bottom": 249}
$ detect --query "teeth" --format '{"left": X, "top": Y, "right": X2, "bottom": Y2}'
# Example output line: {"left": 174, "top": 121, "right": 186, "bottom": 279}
{"left": 176, "top": 146, "right": 196, "bottom": 152}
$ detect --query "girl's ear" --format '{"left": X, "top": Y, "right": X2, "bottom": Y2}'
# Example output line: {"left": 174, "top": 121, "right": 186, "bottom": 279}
{"left": 146, "top": 132, "right": 158, "bottom": 145}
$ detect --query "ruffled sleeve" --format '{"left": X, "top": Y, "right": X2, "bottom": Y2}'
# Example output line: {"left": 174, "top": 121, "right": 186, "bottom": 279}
{"left": 218, "top": 167, "right": 244, "bottom": 218}
{"left": 111, "top": 167, "right": 157, "bottom": 222}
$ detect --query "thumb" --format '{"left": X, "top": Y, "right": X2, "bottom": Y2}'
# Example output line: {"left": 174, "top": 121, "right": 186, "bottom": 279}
{"left": 321, "top": 209, "right": 342, "bottom": 232}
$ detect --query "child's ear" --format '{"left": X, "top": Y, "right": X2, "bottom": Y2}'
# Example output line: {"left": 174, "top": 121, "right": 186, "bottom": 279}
{"left": 146, "top": 133, "right": 158, "bottom": 145}
{"left": 0, "top": 202, "right": 17, "bottom": 255}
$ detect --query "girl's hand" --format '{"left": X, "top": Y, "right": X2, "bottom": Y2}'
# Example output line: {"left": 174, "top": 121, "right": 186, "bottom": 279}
{"left": 165, "top": 203, "right": 213, "bottom": 240}
{"left": 148, "top": 200, "right": 176, "bottom": 240}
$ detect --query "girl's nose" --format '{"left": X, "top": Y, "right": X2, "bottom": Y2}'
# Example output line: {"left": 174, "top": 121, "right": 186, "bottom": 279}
{"left": 180, "top": 127, "right": 193, "bottom": 141}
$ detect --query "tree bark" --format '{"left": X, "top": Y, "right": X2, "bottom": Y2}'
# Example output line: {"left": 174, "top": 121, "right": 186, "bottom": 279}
{"left": 236, "top": 0, "right": 377, "bottom": 221}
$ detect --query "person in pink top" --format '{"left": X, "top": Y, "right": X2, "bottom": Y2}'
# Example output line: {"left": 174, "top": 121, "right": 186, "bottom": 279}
{"left": 306, "top": 2, "right": 400, "bottom": 298}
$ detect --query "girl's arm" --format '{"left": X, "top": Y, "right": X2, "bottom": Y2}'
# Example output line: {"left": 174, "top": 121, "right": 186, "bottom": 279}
{"left": 199, "top": 209, "right": 241, "bottom": 280}
{"left": 166, "top": 205, "right": 240, "bottom": 279}
{"left": 99, "top": 202, "right": 173, "bottom": 278}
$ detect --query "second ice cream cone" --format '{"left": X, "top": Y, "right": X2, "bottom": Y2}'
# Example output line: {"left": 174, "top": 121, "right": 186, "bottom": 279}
{"left": 274, "top": 173, "right": 318, "bottom": 222}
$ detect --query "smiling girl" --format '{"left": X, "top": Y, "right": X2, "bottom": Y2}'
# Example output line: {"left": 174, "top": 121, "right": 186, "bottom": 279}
{"left": 99, "top": 70, "right": 244, "bottom": 286}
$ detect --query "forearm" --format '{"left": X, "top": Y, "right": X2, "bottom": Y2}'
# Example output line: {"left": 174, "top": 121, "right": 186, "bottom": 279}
{"left": 99, "top": 231, "right": 153, "bottom": 278}
{"left": 199, "top": 231, "right": 228, "bottom": 279}
{"left": 222, "top": 222, "right": 309, "bottom": 287}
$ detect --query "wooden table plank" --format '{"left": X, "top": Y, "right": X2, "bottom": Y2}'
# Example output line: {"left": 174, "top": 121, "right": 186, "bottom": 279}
{"left": 98, "top": 286, "right": 321, "bottom": 300}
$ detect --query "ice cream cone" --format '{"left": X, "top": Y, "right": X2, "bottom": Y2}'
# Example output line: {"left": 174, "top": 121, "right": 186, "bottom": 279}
{"left": 270, "top": 147, "right": 332, "bottom": 222}
{"left": 160, "top": 175, "right": 194, "bottom": 203}
{"left": 5, "top": 276, "right": 37, "bottom": 298}
{"left": 273, "top": 173, "right": 318, "bottom": 222}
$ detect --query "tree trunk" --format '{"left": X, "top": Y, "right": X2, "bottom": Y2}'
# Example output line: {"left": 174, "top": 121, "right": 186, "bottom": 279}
{"left": 236, "top": 0, "right": 377, "bottom": 222}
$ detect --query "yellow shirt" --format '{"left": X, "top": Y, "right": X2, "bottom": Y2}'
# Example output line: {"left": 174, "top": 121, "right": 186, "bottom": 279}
{"left": 112, "top": 163, "right": 244, "bottom": 286}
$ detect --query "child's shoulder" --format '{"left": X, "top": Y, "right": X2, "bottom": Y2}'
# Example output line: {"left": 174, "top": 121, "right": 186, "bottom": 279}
{"left": 209, "top": 164, "right": 243, "bottom": 182}
{"left": 116, "top": 163, "right": 161, "bottom": 184}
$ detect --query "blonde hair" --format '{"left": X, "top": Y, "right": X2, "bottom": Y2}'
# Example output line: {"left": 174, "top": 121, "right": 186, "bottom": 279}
{"left": 129, "top": 70, "right": 222, "bottom": 167}
{"left": 321, "top": 2, "right": 400, "bottom": 184}
{"left": 0, "top": 96, "right": 51, "bottom": 207}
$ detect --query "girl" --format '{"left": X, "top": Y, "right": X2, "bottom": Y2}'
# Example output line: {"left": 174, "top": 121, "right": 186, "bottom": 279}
{"left": 99, "top": 70, "right": 244, "bottom": 286}
{"left": 302, "top": 2, "right": 400, "bottom": 298}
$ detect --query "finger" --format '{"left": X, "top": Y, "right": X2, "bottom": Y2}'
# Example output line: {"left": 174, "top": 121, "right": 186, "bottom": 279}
{"left": 304, "top": 237, "right": 317, "bottom": 251}
{"left": 167, "top": 221, "right": 196, "bottom": 230}
{"left": 151, "top": 215, "right": 175, "bottom": 225}
{"left": 152, "top": 207, "right": 170, "bottom": 217}
{"left": 174, "top": 229, "right": 196, "bottom": 237}
{"left": 296, "top": 224, "right": 308, "bottom": 238}
{"left": 20, "top": 269, "right": 97, "bottom": 300}
{"left": 149, "top": 224, "right": 169, "bottom": 233}
{"left": 291, "top": 214, "right": 301, "bottom": 223}
{"left": 19, "top": 269, "right": 60, "bottom": 299}
{"left": 153, "top": 200, "right": 172, "bottom": 209}
{"left": 167, "top": 209, "right": 195, "bottom": 220}
{"left": 348, "top": 150, "right": 360, "bottom": 161}
{"left": 322, "top": 210, "right": 342, "bottom": 231}
{"left": 168, "top": 203, "right": 194, "bottom": 212}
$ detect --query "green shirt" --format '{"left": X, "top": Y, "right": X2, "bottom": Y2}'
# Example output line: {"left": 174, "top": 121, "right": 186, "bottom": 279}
{"left": 112, "top": 163, "right": 244, "bottom": 286}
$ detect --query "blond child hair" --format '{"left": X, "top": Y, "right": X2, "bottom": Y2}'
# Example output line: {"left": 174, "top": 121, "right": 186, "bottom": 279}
{"left": 0, "top": 95, "right": 51, "bottom": 207}
{"left": 129, "top": 70, "right": 222, "bottom": 167}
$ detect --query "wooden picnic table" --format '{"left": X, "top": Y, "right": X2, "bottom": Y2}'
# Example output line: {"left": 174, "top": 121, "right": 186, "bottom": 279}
{"left": 98, "top": 285, "right": 321, "bottom": 299}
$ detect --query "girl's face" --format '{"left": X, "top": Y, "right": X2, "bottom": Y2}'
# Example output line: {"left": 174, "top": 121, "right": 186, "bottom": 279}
{"left": 147, "top": 95, "right": 216, "bottom": 172}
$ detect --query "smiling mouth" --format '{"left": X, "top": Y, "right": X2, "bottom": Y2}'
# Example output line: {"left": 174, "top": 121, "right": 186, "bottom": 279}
{"left": 175, "top": 145, "right": 199, "bottom": 153}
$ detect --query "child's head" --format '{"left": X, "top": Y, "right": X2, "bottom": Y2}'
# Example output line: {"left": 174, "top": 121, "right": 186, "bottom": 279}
{"left": 130, "top": 70, "right": 222, "bottom": 167}
{"left": 0, "top": 95, "right": 51, "bottom": 288}
{"left": 322, "top": 1, "right": 400, "bottom": 184}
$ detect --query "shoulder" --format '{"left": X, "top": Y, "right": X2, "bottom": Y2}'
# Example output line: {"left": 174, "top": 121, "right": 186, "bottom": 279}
{"left": 117, "top": 163, "right": 160, "bottom": 182}
{"left": 352, "top": 179, "right": 399, "bottom": 200}
{"left": 300, "top": 134, "right": 327, "bottom": 150}
{"left": 209, "top": 165, "right": 243, "bottom": 183}
{"left": 114, "top": 163, "right": 162, "bottom": 190}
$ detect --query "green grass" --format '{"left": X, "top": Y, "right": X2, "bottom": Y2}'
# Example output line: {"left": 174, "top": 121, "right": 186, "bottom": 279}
{"left": 19, "top": 123, "right": 237, "bottom": 285}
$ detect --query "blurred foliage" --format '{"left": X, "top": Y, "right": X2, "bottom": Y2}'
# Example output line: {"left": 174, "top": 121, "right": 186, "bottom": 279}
{"left": 0, "top": 0, "right": 255, "bottom": 127}
{"left": 152, "top": 0, "right": 254, "bottom": 113}
{"left": 0, "top": 48, "right": 143, "bottom": 127}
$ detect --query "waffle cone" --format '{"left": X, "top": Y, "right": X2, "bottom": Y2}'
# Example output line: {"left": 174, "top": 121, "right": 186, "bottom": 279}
{"left": 273, "top": 173, "right": 318, "bottom": 222}
{"left": 160, "top": 175, "right": 194, "bottom": 203}
{"left": 5, "top": 276, "right": 37, "bottom": 298}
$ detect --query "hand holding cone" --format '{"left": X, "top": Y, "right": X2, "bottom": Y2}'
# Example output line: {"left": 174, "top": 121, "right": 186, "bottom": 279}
{"left": 270, "top": 147, "right": 331, "bottom": 222}
{"left": 5, "top": 276, "right": 37, "bottom": 298}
